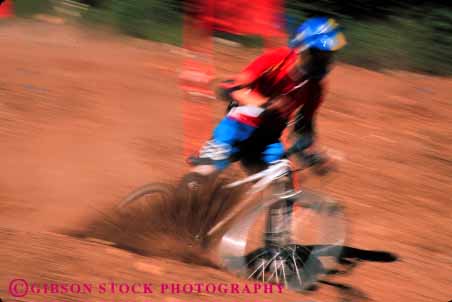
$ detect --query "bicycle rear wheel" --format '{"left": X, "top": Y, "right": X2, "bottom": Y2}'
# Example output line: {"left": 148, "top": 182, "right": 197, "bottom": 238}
{"left": 118, "top": 183, "right": 175, "bottom": 209}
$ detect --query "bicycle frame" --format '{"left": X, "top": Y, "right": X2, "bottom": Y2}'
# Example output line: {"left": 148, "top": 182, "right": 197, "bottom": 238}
{"left": 224, "top": 159, "right": 294, "bottom": 194}
{"left": 207, "top": 159, "right": 301, "bottom": 237}
{"left": 118, "top": 149, "right": 346, "bottom": 290}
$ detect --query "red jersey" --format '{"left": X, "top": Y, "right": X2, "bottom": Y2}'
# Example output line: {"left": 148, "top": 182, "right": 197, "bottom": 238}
{"left": 241, "top": 46, "right": 323, "bottom": 122}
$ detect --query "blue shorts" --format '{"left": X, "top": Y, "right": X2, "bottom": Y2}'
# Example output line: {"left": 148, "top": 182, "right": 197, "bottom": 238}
{"left": 200, "top": 116, "right": 286, "bottom": 170}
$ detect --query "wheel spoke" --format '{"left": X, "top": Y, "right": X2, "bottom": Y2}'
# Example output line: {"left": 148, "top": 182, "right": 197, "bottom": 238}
{"left": 291, "top": 251, "right": 304, "bottom": 287}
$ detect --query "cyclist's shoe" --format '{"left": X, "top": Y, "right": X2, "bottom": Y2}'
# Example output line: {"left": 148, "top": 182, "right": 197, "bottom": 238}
{"left": 300, "top": 151, "right": 326, "bottom": 166}
{"left": 186, "top": 155, "right": 215, "bottom": 166}
{"left": 301, "top": 152, "right": 335, "bottom": 176}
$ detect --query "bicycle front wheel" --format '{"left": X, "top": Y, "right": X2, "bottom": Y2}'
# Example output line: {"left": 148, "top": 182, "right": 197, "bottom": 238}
{"left": 216, "top": 189, "right": 346, "bottom": 291}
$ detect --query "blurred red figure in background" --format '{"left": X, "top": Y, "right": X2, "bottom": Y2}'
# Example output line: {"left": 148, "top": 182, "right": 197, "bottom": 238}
{"left": 0, "top": 0, "right": 13, "bottom": 18}
{"left": 180, "top": 0, "right": 287, "bottom": 158}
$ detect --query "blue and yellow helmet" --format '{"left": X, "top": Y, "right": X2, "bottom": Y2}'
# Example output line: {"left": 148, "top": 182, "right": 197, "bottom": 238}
{"left": 289, "top": 17, "right": 347, "bottom": 51}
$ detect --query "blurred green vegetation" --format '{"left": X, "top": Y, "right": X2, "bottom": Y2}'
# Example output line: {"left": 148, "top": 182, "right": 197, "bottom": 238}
{"left": 81, "top": 0, "right": 183, "bottom": 45}
{"left": 13, "top": 0, "right": 53, "bottom": 16}
{"left": 108, "top": 0, "right": 182, "bottom": 44}
{"left": 11, "top": 0, "right": 452, "bottom": 75}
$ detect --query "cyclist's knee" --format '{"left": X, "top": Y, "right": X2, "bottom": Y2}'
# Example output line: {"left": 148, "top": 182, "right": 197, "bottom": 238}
{"left": 200, "top": 117, "right": 256, "bottom": 170}
{"left": 198, "top": 139, "right": 233, "bottom": 171}
{"left": 262, "top": 142, "right": 285, "bottom": 164}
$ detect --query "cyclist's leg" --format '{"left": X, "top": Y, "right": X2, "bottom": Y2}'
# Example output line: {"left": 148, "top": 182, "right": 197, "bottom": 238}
{"left": 261, "top": 141, "right": 295, "bottom": 247}
{"left": 262, "top": 141, "right": 286, "bottom": 164}
{"left": 191, "top": 115, "right": 257, "bottom": 175}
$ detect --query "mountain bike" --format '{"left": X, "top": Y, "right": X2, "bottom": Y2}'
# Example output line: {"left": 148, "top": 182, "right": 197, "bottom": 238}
{"left": 118, "top": 147, "right": 346, "bottom": 290}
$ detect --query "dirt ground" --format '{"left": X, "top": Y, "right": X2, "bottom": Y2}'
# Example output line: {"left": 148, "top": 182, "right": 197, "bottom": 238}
{"left": 0, "top": 20, "right": 451, "bottom": 302}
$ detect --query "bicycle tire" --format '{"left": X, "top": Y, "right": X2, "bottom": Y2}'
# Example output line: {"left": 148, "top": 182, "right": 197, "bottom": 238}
{"left": 117, "top": 183, "right": 175, "bottom": 209}
{"left": 216, "top": 189, "right": 346, "bottom": 291}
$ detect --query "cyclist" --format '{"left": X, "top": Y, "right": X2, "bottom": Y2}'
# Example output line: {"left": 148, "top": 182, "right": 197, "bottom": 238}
{"left": 183, "top": 17, "right": 347, "bottom": 249}
{"left": 188, "top": 17, "right": 347, "bottom": 177}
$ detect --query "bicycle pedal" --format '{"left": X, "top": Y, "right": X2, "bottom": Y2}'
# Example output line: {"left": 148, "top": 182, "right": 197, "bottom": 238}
{"left": 187, "top": 180, "right": 201, "bottom": 191}
{"left": 194, "top": 234, "right": 202, "bottom": 241}
{"left": 178, "top": 172, "right": 208, "bottom": 192}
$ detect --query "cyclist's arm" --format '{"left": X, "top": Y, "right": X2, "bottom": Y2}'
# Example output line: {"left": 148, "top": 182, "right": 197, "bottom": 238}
{"left": 292, "top": 83, "right": 324, "bottom": 150}
{"left": 220, "top": 47, "right": 290, "bottom": 106}
{"left": 231, "top": 88, "right": 269, "bottom": 106}
{"left": 218, "top": 70, "right": 269, "bottom": 107}
{"left": 226, "top": 47, "right": 288, "bottom": 86}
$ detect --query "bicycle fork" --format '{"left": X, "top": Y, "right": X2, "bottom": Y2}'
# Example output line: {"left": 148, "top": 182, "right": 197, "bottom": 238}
{"left": 263, "top": 174, "right": 296, "bottom": 248}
